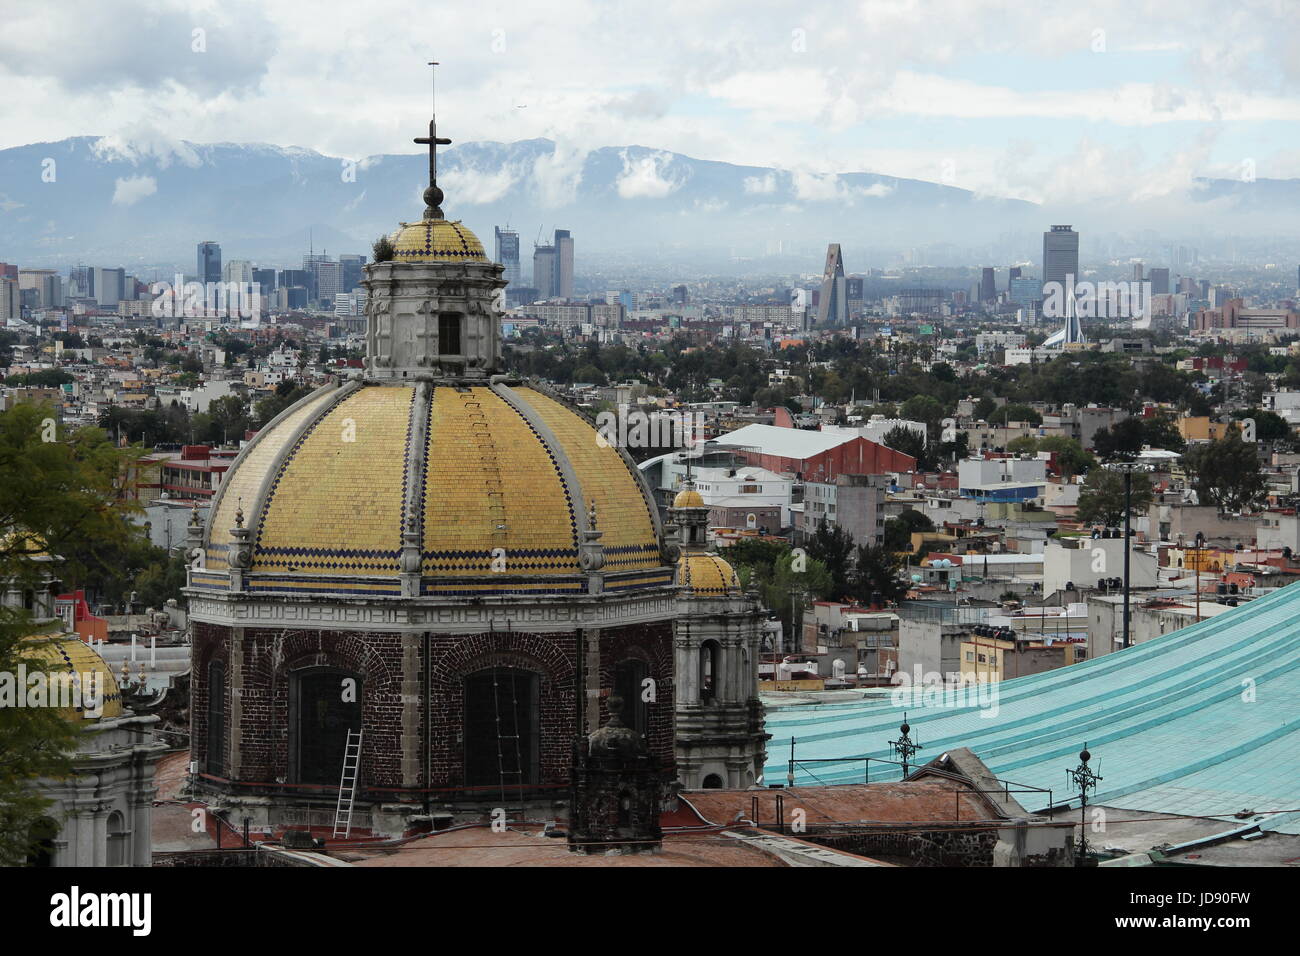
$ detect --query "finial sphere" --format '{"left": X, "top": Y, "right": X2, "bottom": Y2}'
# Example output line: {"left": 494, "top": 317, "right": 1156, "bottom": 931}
{"left": 424, "top": 185, "right": 444, "bottom": 209}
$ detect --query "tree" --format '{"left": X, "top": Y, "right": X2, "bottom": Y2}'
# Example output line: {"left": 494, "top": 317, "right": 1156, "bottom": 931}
{"left": 899, "top": 395, "right": 945, "bottom": 445}
{"left": 882, "top": 510, "right": 934, "bottom": 553}
{"left": 805, "top": 519, "right": 855, "bottom": 600}
{"left": 1236, "top": 408, "right": 1292, "bottom": 445}
{"left": 1076, "top": 467, "right": 1153, "bottom": 526}
{"left": 1036, "top": 435, "right": 1095, "bottom": 478}
{"left": 1183, "top": 433, "right": 1269, "bottom": 513}
{"left": 765, "top": 551, "right": 833, "bottom": 651}
{"left": 0, "top": 403, "right": 140, "bottom": 865}
{"left": 1091, "top": 417, "right": 1146, "bottom": 459}
{"left": 989, "top": 403, "right": 1042, "bottom": 426}
{"left": 880, "top": 425, "right": 925, "bottom": 468}
{"left": 852, "top": 542, "right": 906, "bottom": 604}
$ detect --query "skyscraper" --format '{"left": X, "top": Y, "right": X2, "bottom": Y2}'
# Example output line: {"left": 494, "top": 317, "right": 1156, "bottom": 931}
{"left": 553, "top": 229, "right": 574, "bottom": 300}
{"left": 980, "top": 267, "right": 996, "bottom": 303}
{"left": 1149, "top": 268, "right": 1170, "bottom": 296}
{"left": 495, "top": 227, "right": 521, "bottom": 286}
{"left": 198, "top": 241, "right": 221, "bottom": 284}
{"left": 816, "top": 243, "right": 846, "bottom": 325}
{"left": 339, "top": 254, "right": 367, "bottom": 293}
{"left": 1041, "top": 225, "right": 1079, "bottom": 299}
{"left": 93, "top": 267, "right": 125, "bottom": 307}
{"left": 533, "top": 243, "right": 556, "bottom": 300}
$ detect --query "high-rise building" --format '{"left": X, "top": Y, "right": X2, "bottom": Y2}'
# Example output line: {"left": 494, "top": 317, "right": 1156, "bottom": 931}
{"left": 198, "top": 242, "right": 221, "bottom": 284}
{"left": 980, "top": 267, "right": 996, "bottom": 303}
{"left": 19, "top": 269, "right": 62, "bottom": 308}
{"left": 816, "top": 243, "right": 846, "bottom": 325}
{"left": 533, "top": 244, "right": 556, "bottom": 299}
{"left": 315, "top": 260, "right": 342, "bottom": 303}
{"left": 553, "top": 229, "right": 574, "bottom": 300}
{"left": 1009, "top": 266, "right": 1022, "bottom": 282}
{"left": 0, "top": 277, "right": 19, "bottom": 321}
{"left": 494, "top": 227, "right": 521, "bottom": 286}
{"left": 223, "top": 259, "right": 254, "bottom": 284}
{"left": 339, "top": 254, "right": 367, "bottom": 293}
{"left": 252, "top": 269, "right": 276, "bottom": 295}
{"left": 93, "top": 267, "right": 125, "bottom": 307}
{"left": 1149, "top": 268, "right": 1170, "bottom": 296}
{"left": 1041, "top": 225, "right": 1079, "bottom": 300}
{"left": 1132, "top": 263, "right": 1144, "bottom": 281}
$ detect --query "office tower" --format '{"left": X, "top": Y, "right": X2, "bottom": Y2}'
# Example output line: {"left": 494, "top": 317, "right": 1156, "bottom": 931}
{"left": 533, "top": 243, "right": 556, "bottom": 299}
{"left": 1133, "top": 263, "right": 1144, "bottom": 281}
{"left": 1177, "top": 276, "right": 1196, "bottom": 295}
{"left": 1009, "top": 266, "right": 1022, "bottom": 282}
{"left": 339, "top": 254, "right": 367, "bottom": 293}
{"left": 223, "top": 259, "right": 254, "bottom": 284}
{"left": 93, "top": 267, "right": 125, "bottom": 307}
{"left": 1149, "top": 268, "right": 1170, "bottom": 296}
{"left": 121, "top": 275, "right": 137, "bottom": 302}
{"left": 315, "top": 260, "right": 342, "bottom": 303}
{"left": 1198, "top": 279, "right": 1210, "bottom": 300}
{"left": 553, "top": 229, "right": 574, "bottom": 299}
{"left": 494, "top": 227, "right": 521, "bottom": 286}
{"left": 0, "top": 262, "right": 17, "bottom": 280}
{"left": 0, "top": 277, "right": 19, "bottom": 321}
{"left": 252, "top": 268, "right": 276, "bottom": 295}
{"left": 198, "top": 241, "right": 222, "bottom": 283}
{"left": 980, "top": 267, "right": 996, "bottom": 303}
{"left": 19, "top": 269, "right": 63, "bottom": 308}
{"left": 816, "top": 243, "right": 847, "bottom": 325}
{"left": 845, "top": 275, "right": 864, "bottom": 315}
{"left": 1041, "top": 225, "right": 1079, "bottom": 300}
{"left": 67, "top": 265, "right": 91, "bottom": 298}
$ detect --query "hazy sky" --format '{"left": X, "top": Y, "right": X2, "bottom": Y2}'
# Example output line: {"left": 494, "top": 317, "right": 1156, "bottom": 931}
{"left": 2, "top": 0, "right": 1298, "bottom": 206}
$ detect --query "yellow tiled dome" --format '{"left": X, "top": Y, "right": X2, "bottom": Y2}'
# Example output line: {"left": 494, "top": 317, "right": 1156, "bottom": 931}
{"left": 21, "top": 632, "right": 124, "bottom": 722}
{"left": 200, "top": 382, "right": 667, "bottom": 596}
{"left": 673, "top": 487, "right": 705, "bottom": 508}
{"left": 676, "top": 553, "right": 740, "bottom": 595}
{"left": 389, "top": 219, "right": 487, "bottom": 263}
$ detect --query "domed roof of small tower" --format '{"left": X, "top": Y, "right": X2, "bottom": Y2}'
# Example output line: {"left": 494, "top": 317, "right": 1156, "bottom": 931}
{"left": 673, "top": 487, "right": 705, "bottom": 509}
{"left": 675, "top": 553, "right": 740, "bottom": 595}
{"left": 389, "top": 218, "right": 488, "bottom": 263}
{"left": 22, "top": 631, "right": 123, "bottom": 722}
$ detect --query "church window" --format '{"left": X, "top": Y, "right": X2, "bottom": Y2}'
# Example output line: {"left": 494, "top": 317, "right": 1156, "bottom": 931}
{"left": 614, "top": 658, "right": 650, "bottom": 740}
{"left": 106, "top": 811, "right": 128, "bottom": 866}
{"left": 464, "top": 667, "right": 540, "bottom": 792}
{"left": 291, "top": 667, "right": 363, "bottom": 786}
{"left": 439, "top": 313, "right": 462, "bottom": 355}
{"left": 206, "top": 659, "right": 226, "bottom": 776}
{"left": 699, "top": 640, "right": 721, "bottom": 703}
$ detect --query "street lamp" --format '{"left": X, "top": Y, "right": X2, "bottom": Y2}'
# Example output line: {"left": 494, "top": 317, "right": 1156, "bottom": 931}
{"left": 1104, "top": 461, "right": 1152, "bottom": 649}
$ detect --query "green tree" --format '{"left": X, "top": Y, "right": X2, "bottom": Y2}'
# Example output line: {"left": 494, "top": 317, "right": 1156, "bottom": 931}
{"left": 1076, "top": 467, "right": 1153, "bottom": 526}
{"left": 1036, "top": 435, "right": 1095, "bottom": 478}
{"left": 1183, "top": 433, "right": 1269, "bottom": 513}
{"left": 882, "top": 510, "right": 934, "bottom": 553}
{"left": 0, "top": 403, "right": 140, "bottom": 865}
{"left": 765, "top": 551, "right": 833, "bottom": 650}
{"left": 805, "top": 519, "right": 855, "bottom": 600}
{"left": 852, "top": 542, "right": 906, "bottom": 604}
{"left": 880, "top": 425, "right": 925, "bottom": 467}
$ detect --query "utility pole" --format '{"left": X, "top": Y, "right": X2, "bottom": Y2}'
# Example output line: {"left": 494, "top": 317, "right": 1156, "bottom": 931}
{"left": 1106, "top": 461, "right": 1150, "bottom": 649}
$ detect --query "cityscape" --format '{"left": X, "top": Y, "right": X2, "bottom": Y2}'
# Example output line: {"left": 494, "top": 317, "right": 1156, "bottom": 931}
{"left": 0, "top": 0, "right": 1294, "bottom": 931}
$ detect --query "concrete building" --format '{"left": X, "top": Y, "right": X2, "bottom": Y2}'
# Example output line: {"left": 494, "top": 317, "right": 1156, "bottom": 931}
{"left": 800, "top": 473, "right": 888, "bottom": 546}
{"left": 1043, "top": 534, "right": 1159, "bottom": 594}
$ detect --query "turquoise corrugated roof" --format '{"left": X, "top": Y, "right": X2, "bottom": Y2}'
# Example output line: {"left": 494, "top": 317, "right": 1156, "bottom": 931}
{"left": 764, "top": 581, "right": 1300, "bottom": 833}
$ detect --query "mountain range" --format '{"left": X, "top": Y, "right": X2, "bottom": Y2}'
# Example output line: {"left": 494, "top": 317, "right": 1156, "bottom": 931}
{"left": 2, "top": 135, "right": 1299, "bottom": 273}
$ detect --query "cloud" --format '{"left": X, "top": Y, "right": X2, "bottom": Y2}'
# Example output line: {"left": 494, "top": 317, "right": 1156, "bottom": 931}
{"left": 111, "top": 175, "right": 157, "bottom": 206}
{"left": 441, "top": 164, "right": 519, "bottom": 205}
{"left": 615, "top": 150, "right": 686, "bottom": 199}
{"left": 743, "top": 172, "right": 777, "bottom": 194}
{"left": 92, "top": 124, "right": 201, "bottom": 168}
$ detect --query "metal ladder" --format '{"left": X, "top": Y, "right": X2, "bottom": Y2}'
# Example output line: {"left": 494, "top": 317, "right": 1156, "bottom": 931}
{"left": 332, "top": 728, "right": 363, "bottom": 839}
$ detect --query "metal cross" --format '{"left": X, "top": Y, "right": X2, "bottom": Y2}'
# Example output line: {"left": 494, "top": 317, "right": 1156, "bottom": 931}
{"left": 414, "top": 61, "right": 451, "bottom": 218}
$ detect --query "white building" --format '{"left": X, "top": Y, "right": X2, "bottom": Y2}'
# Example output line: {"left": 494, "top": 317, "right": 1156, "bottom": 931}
{"left": 1043, "top": 535, "right": 1159, "bottom": 594}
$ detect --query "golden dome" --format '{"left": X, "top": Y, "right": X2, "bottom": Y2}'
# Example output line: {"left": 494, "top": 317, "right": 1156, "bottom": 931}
{"left": 389, "top": 219, "right": 488, "bottom": 263}
{"left": 199, "top": 382, "right": 668, "bottom": 597}
{"left": 21, "top": 632, "right": 123, "bottom": 722}
{"left": 676, "top": 553, "right": 740, "bottom": 595}
{"left": 673, "top": 487, "right": 705, "bottom": 509}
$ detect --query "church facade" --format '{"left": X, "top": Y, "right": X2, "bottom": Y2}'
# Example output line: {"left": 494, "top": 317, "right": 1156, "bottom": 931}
{"left": 184, "top": 119, "right": 766, "bottom": 835}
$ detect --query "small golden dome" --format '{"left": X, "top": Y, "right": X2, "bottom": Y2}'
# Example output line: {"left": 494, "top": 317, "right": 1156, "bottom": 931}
{"left": 21, "top": 632, "right": 124, "bottom": 722}
{"left": 389, "top": 219, "right": 487, "bottom": 263}
{"left": 676, "top": 553, "right": 740, "bottom": 595}
{"left": 673, "top": 487, "right": 706, "bottom": 509}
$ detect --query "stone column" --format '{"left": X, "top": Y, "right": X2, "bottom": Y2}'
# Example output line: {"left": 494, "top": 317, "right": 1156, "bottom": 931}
{"left": 229, "top": 628, "right": 244, "bottom": 777}
{"left": 400, "top": 633, "right": 422, "bottom": 788}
